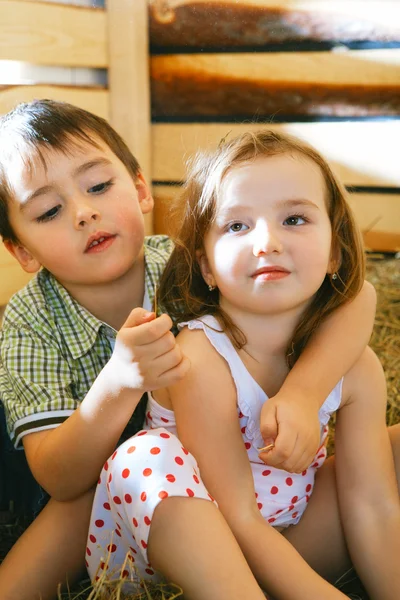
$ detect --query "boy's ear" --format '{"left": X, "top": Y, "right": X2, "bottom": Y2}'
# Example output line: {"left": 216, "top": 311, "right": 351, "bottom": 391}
{"left": 196, "top": 249, "right": 216, "bottom": 289}
{"left": 3, "top": 240, "right": 42, "bottom": 274}
{"left": 135, "top": 172, "right": 154, "bottom": 215}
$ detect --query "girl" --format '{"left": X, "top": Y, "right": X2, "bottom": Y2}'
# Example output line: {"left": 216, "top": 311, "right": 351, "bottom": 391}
{"left": 86, "top": 130, "right": 400, "bottom": 600}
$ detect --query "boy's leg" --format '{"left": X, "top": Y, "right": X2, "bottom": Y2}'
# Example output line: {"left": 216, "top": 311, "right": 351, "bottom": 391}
{"left": 0, "top": 489, "right": 94, "bottom": 600}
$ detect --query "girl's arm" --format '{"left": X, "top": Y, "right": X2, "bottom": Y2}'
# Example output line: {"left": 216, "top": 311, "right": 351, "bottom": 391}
{"left": 335, "top": 347, "right": 400, "bottom": 600}
{"left": 260, "top": 280, "right": 376, "bottom": 473}
{"left": 168, "top": 327, "right": 347, "bottom": 600}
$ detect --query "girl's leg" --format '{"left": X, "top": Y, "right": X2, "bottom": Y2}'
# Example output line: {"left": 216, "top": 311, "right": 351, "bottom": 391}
{"left": 284, "top": 423, "right": 400, "bottom": 581}
{"left": 87, "top": 429, "right": 265, "bottom": 600}
{"left": 0, "top": 489, "right": 94, "bottom": 600}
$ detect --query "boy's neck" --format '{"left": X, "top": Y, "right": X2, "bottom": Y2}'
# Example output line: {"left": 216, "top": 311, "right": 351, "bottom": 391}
{"left": 60, "top": 251, "right": 146, "bottom": 331}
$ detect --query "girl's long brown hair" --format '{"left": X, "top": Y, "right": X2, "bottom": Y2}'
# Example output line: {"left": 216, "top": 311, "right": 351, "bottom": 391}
{"left": 158, "top": 130, "right": 365, "bottom": 366}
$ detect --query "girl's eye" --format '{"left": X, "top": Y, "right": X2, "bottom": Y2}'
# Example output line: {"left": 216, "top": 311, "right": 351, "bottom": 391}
{"left": 228, "top": 222, "right": 248, "bottom": 233}
{"left": 284, "top": 214, "right": 307, "bottom": 226}
{"left": 36, "top": 205, "right": 61, "bottom": 223}
{"left": 88, "top": 179, "right": 113, "bottom": 194}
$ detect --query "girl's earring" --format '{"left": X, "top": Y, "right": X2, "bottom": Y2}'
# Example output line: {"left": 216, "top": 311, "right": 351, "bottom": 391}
{"left": 331, "top": 272, "right": 338, "bottom": 280}
{"left": 208, "top": 283, "right": 216, "bottom": 291}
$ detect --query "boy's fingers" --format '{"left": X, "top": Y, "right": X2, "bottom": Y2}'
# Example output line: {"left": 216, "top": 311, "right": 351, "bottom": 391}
{"left": 122, "top": 313, "right": 174, "bottom": 344}
{"left": 122, "top": 307, "right": 156, "bottom": 328}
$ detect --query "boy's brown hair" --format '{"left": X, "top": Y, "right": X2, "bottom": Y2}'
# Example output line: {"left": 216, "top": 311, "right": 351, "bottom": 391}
{"left": 0, "top": 99, "right": 141, "bottom": 243}
{"left": 158, "top": 129, "right": 366, "bottom": 366}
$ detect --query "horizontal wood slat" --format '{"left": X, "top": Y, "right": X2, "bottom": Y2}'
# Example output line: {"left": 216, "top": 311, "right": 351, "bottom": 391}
{"left": 0, "top": 1, "right": 107, "bottom": 67}
{"left": 149, "top": 1, "right": 400, "bottom": 48}
{"left": 0, "top": 86, "right": 109, "bottom": 120}
{"left": 153, "top": 185, "right": 400, "bottom": 252}
{"left": 151, "top": 51, "right": 400, "bottom": 117}
{"left": 152, "top": 122, "right": 400, "bottom": 187}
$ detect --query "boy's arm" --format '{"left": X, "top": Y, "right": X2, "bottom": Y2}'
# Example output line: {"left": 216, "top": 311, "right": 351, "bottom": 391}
{"left": 260, "top": 280, "right": 376, "bottom": 473}
{"left": 12, "top": 309, "right": 188, "bottom": 501}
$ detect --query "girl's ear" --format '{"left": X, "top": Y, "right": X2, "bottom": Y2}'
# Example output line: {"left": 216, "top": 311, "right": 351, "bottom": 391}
{"left": 135, "top": 172, "right": 154, "bottom": 215}
{"left": 196, "top": 249, "right": 217, "bottom": 289}
{"left": 328, "top": 241, "right": 341, "bottom": 275}
{"left": 3, "top": 240, "right": 42, "bottom": 274}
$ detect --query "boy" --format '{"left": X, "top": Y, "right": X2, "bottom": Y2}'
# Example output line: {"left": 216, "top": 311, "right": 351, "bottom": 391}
{"left": 0, "top": 100, "right": 376, "bottom": 600}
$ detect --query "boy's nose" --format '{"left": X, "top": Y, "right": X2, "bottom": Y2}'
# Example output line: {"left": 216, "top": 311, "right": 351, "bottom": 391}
{"left": 73, "top": 200, "right": 101, "bottom": 229}
{"left": 252, "top": 226, "right": 283, "bottom": 257}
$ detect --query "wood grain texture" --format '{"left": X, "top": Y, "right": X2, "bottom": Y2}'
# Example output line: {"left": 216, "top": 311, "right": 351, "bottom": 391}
{"left": 153, "top": 185, "right": 400, "bottom": 252}
{"left": 149, "top": 0, "right": 400, "bottom": 47}
{"left": 0, "top": 0, "right": 107, "bottom": 67}
{"left": 0, "top": 85, "right": 109, "bottom": 119}
{"left": 151, "top": 51, "right": 400, "bottom": 118}
{"left": 152, "top": 121, "right": 400, "bottom": 187}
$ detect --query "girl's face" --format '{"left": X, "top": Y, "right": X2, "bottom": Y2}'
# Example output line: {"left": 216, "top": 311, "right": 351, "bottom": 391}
{"left": 199, "top": 153, "right": 335, "bottom": 319}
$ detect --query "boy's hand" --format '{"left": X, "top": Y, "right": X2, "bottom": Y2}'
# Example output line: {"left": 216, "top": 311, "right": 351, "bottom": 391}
{"left": 110, "top": 308, "right": 190, "bottom": 393}
{"left": 258, "top": 391, "right": 320, "bottom": 473}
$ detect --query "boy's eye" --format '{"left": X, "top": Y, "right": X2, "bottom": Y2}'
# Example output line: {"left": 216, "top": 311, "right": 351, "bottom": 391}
{"left": 88, "top": 179, "right": 113, "bottom": 194}
{"left": 36, "top": 205, "right": 61, "bottom": 223}
{"left": 228, "top": 222, "right": 248, "bottom": 233}
{"left": 284, "top": 214, "right": 307, "bottom": 226}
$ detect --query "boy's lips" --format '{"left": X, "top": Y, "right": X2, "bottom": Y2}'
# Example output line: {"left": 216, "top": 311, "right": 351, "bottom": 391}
{"left": 252, "top": 266, "right": 290, "bottom": 281}
{"left": 85, "top": 232, "right": 116, "bottom": 253}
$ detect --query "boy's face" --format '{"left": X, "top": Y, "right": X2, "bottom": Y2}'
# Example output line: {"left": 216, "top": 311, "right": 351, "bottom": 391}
{"left": 4, "top": 137, "right": 153, "bottom": 291}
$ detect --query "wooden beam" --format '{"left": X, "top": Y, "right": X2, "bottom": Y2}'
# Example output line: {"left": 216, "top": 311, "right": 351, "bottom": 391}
{"left": 149, "top": 1, "right": 400, "bottom": 47}
{"left": 108, "top": 0, "right": 153, "bottom": 233}
{"left": 0, "top": 1, "right": 107, "bottom": 67}
{"left": 151, "top": 51, "right": 400, "bottom": 118}
{"left": 152, "top": 121, "right": 400, "bottom": 187}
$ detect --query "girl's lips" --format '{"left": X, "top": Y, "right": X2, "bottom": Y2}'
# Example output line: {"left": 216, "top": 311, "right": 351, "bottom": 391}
{"left": 253, "top": 270, "right": 290, "bottom": 281}
{"left": 85, "top": 235, "right": 116, "bottom": 254}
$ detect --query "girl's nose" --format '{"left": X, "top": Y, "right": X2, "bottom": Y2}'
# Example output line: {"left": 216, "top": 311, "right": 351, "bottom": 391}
{"left": 252, "top": 225, "right": 283, "bottom": 257}
{"left": 73, "top": 199, "right": 101, "bottom": 229}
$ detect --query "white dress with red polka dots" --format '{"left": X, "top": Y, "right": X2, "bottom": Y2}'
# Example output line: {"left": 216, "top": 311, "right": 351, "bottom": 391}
{"left": 86, "top": 315, "right": 342, "bottom": 588}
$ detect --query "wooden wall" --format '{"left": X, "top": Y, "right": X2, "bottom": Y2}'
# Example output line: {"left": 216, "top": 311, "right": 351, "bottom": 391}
{"left": 0, "top": 0, "right": 399, "bottom": 306}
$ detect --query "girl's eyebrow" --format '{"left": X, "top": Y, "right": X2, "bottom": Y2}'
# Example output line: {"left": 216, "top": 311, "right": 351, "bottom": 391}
{"left": 280, "top": 198, "right": 320, "bottom": 210}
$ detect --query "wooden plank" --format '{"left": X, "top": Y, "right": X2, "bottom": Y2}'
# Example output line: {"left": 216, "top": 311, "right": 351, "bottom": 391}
{"left": 152, "top": 121, "right": 400, "bottom": 187}
{"left": 0, "top": 1, "right": 107, "bottom": 67}
{"left": 149, "top": 1, "right": 400, "bottom": 47}
{"left": 153, "top": 185, "right": 400, "bottom": 252}
{"left": 151, "top": 51, "right": 400, "bottom": 117}
{"left": 0, "top": 86, "right": 109, "bottom": 120}
{"left": 108, "top": 0, "right": 153, "bottom": 234}
{"left": 0, "top": 244, "right": 33, "bottom": 305}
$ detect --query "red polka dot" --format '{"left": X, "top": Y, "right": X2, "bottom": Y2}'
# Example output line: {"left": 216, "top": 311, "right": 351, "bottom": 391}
{"left": 95, "top": 519, "right": 104, "bottom": 528}
{"left": 115, "top": 529, "right": 122, "bottom": 537}
{"left": 317, "top": 453, "right": 325, "bottom": 459}
{"left": 85, "top": 559, "right": 89, "bottom": 568}
{"left": 104, "top": 461, "right": 109, "bottom": 471}
{"left": 145, "top": 568, "right": 155, "bottom": 575}
{"left": 129, "top": 546, "right": 137, "bottom": 554}
{"left": 125, "top": 493, "right": 132, "bottom": 504}
{"left": 144, "top": 516, "right": 151, "bottom": 526}
{"left": 238, "top": 411, "right": 244, "bottom": 418}
{"left": 103, "top": 502, "right": 111, "bottom": 510}
{"left": 116, "top": 522, "right": 121, "bottom": 530}
{"left": 302, "top": 470, "right": 307, "bottom": 476}
{"left": 127, "top": 446, "right": 136, "bottom": 454}
{"left": 262, "top": 470, "right": 271, "bottom": 476}
{"left": 288, "top": 505, "right": 294, "bottom": 511}
{"left": 143, "top": 468, "right": 152, "bottom": 477}
{"left": 159, "top": 490, "right": 169, "bottom": 500}
{"left": 275, "top": 509, "right": 283, "bottom": 515}
{"left": 117, "top": 512, "right": 122, "bottom": 520}
{"left": 306, "top": 494, "right": 310, "bottom": 503}
{"left": 291, "top": 496, "right": 298, "bottom": 503}
{"left": 306, "top": 484, "right": 312, "bottom": 493}
{"left": 86, "top": 547, "right": 91, "bottom": 556}
{"left": 161, "top": 417, "right": 169, "bottom": 423}
{"left": 122, "top": 468, "right": 130, "bottom": 478}
{"left": 141, "top": 491, "right": 147, "bottom": 502}
{"left": 270, "top": 486, "right": 279, "bottom": 495}
{"left": 141, "top": 540, "right": 148, "bottom": 549}
{"left": 312, "top": 462, "right": 319, "bottom": 468}
{"left": 146, "top": 411, "right": 153, "bottom": 421}
{"left": 132, "top": 518, "right": 138, "bottom": 527}
{"left": 113, "top": 496, "right": 122, "bottom": 505}
{"left": 150, "top": 447, "right": 161, "bottom": 455}
{"left": 208, "top": 493, "right": 215, "bottom": 502}
{"left": 193, "top": 474, "right": 200, "bottom": 484}
{"left": 111, "top": 450, "right": 118, "bottom": 460}
{"left": 128, "top": 554, "right": 135, "bottom": 562}
{"left": 241, "top": 426, "right": 246, "bottom": 434}
{"left": 160, "top": 432, "right": 170, "bottom": 439}
{"left": 95, "top": 576, "right": 99, "bottom": 582}
{"left": 137, "top": 431, "right": 148, "bottom": 436}
{"left": 286, "top": 477, "right": 293, "bottom": 486}
{"left": 166, "top": 473, "right": 176, "bottom": 483}
{"left": 122, "top": 570, "right": 129, "bottom": 578}
{"left": 98, "top": 477, "right": 101, "bottom": 484}
{"left": 244, "top": 442, "right": 251, "bottom": 450}
{"left": 175, "top": 456, "right": 184, "bottom": 465}
{"left": 108, "top": 473, "right": 112, "bottom": 483}
{"left": 100, "top": 562, "right": 105, "bottom": 570}
{"left": 268, "top": 517, "right": 276, "bottom": 523}
{"left": 292, "top": 511, "right": 298, "bottom": 519}
{"left": 186, "top": 488, "right": 194, "bottom": 497}
{"left": 257, "top": 502, "right": 263, "bottom": 510}
{"left": 182, "top": 447, "right": 189, "bottom": 455}
{"left": 89, "top": 534, "right": 96, "bottom": 543}
{"left": 107, "top": 544, "right": 117, "bottom": 553}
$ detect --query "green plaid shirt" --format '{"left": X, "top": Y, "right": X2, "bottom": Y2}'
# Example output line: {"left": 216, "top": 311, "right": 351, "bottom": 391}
{"left": 0, "top": 235, "right": 173, "bottom": 448}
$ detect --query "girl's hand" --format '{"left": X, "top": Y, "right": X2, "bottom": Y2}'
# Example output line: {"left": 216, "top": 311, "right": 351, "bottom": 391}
{"left": 259, "top": 390, "right": 320, "bottom": 473}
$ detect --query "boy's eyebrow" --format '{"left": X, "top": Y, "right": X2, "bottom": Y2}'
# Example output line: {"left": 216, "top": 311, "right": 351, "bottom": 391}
{"left": 20, "top": 157, "right": 113, "bottom": 210}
